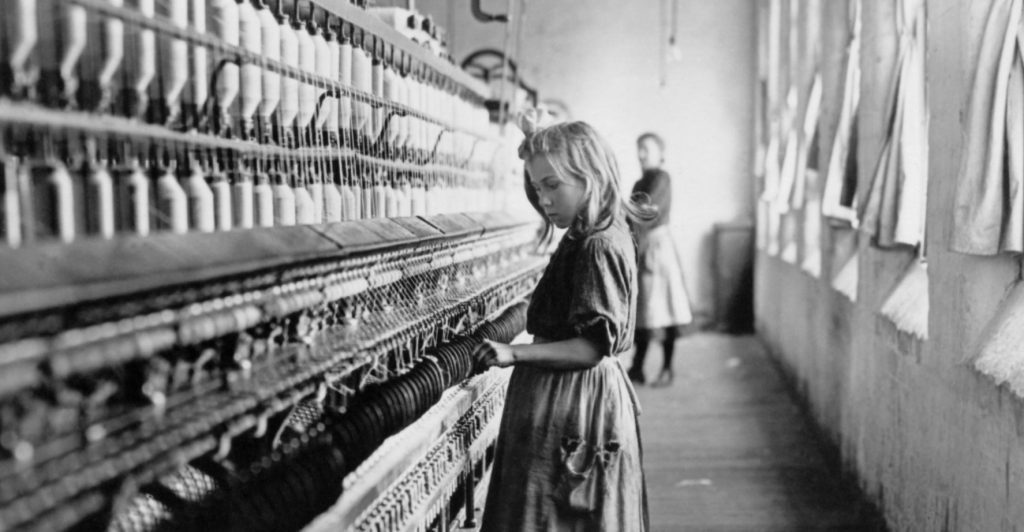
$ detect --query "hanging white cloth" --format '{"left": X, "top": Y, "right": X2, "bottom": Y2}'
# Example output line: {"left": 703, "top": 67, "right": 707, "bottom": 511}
{"left": 775, "top": 75, "right": 824, "bottom": 213}
{"left": 894, "top": 4, "right": 928, "bottom": 247}
{"left": 952, "top": 0, "right": 1024, "bottom": 254}
{"left": 794, "top": 74, "right": 823, "bottom": 210}
{"left": 1004, "top": 32, "right": 1024, "bottom": 250}
{"left": 858, "top": 0, "right": 927, "bottom": 249}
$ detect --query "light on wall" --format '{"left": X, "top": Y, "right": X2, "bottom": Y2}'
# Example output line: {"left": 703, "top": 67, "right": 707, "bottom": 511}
{"left": 661, "top": 0, "right": 682, "bottom": 87}
{"left": 667, "top": 34, "right": 683, "bottom": 63}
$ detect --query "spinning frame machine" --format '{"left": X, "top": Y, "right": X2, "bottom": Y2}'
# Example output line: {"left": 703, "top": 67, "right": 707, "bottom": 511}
{"left": 0, "top": 0, "right": 539, "bottom": 530}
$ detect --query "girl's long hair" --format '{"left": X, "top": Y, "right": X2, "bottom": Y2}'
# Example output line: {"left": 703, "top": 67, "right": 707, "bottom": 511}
{"left": 519, "top": 121, "right": 657, "bottom": 244}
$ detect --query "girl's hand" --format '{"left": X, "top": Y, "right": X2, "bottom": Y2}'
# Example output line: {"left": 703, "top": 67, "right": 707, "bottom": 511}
{"left": 473, "top": 339, "right": 516, "bottom": 369}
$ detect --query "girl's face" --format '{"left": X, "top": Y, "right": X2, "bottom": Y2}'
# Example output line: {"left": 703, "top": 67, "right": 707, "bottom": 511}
{"left": 638, "top": 137, "right": 663, "bottom": 170}
{"left": 526, "top": 154, "right": 586, "bottom": 229}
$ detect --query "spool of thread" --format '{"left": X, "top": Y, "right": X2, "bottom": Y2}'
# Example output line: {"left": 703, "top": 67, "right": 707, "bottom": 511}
{"left": 313, "top": 27, "right": 332, "bottom": 130}
{"left": 272, "top": 172, "right": 295, "bottom": 226}
{"left": 163, "top": 0, "right": 189, "bottom": 114}
{"left": 238, "top": 0, "right": 263, "bottom": 124}
{"left": 385, "top": 178, "right": 398, "bottom": 218}
{"left": 396, "top": 75, "right": 410, "bottom": 151}
{"left": 112, "top": 159, "right": 150, "bottom": 236}
{"left": 350, "top": 177, "right": 363, "bottom": 220}
{"left": 424, "top": 177, "right": 435, "bottom": 215}
{"left": 373, "top": 179, "right": 387, "bottom": 219}
{"left": 184, "top": 164, "right": 214, "bottom": 233}
{"left": 383, "top": 66, "right": 400, "bottom": 144}
{"left": 323, "top": 176, "right": 342, "bottom": 223}
{"left": 409, "top": 80, "right": 423, "bottom": 152}
{"left": 232, "top": 169, "right": 254, "bottom": 229}
{"left": 325, "top": 35, "right": 341, "bottom": 135}
{"left": 155, "top": 166, "right": 188, "bottom": 234}
{"left": 257, "top": 2, "right": 281, "bottom": 121}
{"left": 278, "top": 16, "right": 300, "bottom": 129}
{"left": 293, "top": 175, "right": 315, "bottom": 224}
{"left": 371, "top": 60, "right": 384, "bottom": 138}
{"left": 296, "top": 21, "right": 316, "bottom": 128}
{"left": 337, "top": 40, "right": 354, "bottom": 131}
{"left": 341, "top": 176, "right": 357, "bottom": 221}
{"left": 210, "top": 171, "right": 233, "bottom": 231}
{"left": 307, "top": 172, "right": 324, "bottom": 223}
{"left": 2, "top": 154, "right": 22, "bottom": 247}
{"left": 190, "top": 0, "right": 209, "bottom": 114}
{"left": 361, "top": 176, "right": 373, "bottom": 219}
{"left": 214, "top": 0, "right": 240, "bottom": 117}
{"left": 352, "top": 46, "right": 372, "bottom": 136}
{"left": 253, "top": 171, "right": 274, "bottom": 227}
{"left": 83, "top": 156, "right": 114, "bottom": 239}
{"left": 399, "top": 179, "right": 412, "bottom": 217}
{"left": 411, "top": 178, "right": 426, "bottom": 216}
{"left": 29, "top": 160, "right": 75, "bottom": 243}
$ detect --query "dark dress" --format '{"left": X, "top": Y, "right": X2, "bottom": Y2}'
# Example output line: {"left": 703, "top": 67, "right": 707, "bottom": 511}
{"left": 631, "top": 169, "right": 693, "bottom": 330}
{"left": 631, "top": 169, "right": 673, "bottom": 231}
{"left": 479, "top": 217, "right": 649, "bottom": 532}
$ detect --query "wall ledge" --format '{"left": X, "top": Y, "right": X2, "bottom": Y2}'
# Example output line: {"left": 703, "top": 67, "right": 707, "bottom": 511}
{"left": 832, "top": 250, "right": 859, "bottom": 302}
{"left": 973, "top": 281, "right": 1024, "bottom": 396}
{"left": 879, "top": 260, "right": 929, "bottom": 340}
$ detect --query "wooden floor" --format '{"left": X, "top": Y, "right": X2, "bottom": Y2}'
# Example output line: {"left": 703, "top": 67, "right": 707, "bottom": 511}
{"left": 628, "top": 333, "right": 886, "bottom": 532}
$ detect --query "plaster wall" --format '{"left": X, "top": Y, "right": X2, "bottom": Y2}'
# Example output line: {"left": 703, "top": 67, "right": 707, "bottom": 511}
{"left": 756, "top": 1, "right": 1024, "bottom": 530}
{"left": 416, "top": 0, "right": 757, "bottom": 318}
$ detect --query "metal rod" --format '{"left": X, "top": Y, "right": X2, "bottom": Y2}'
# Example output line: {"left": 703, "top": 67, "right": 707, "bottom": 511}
{"left": 64, "top": 0, "right": 496, "bottom": 141}
{"left": 0, "top": 100, "right": 490, "bottom": 178}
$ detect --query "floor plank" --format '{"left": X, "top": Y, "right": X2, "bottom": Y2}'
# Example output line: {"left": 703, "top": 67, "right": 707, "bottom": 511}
{"left": 628, "top": 334, "right": 886, "bottom": 532}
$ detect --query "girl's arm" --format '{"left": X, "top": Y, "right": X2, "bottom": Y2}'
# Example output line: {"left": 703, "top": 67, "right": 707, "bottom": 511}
{"left": 473, "top": 234, "right": 631, "bottom": 371}
{"left": 474, "top": 337, "right": 602, "bottom": 371}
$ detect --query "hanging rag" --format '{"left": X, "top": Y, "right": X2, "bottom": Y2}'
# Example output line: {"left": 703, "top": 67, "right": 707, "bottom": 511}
{"left": 951, "top": 0, "right": 1024, "bottom": 254}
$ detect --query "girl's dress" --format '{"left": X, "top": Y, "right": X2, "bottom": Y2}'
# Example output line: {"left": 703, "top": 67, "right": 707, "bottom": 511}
{"left": 631, "top": 168, "right": 693, "bottom": 330}
{"left": 480, "top": 218, "right": 649, "bottom": 532}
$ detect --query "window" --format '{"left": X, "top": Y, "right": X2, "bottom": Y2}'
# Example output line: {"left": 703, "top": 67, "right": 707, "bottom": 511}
{"left": 757, "top": 0, "right": 785, "bottom": 256}
{"left": 821, "top": 0, "right": 861, "bottom": 226}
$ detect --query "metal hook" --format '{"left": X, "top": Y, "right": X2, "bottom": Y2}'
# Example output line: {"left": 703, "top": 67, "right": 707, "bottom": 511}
{"left": 470, "top": 0, "right": 509, "bottom": 23}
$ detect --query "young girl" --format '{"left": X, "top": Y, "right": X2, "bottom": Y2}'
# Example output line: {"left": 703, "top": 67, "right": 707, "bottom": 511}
{"left": 628, "top": 132, "right": 693, "bottom": 387}
{"left": 473, "top": 115, "right": 651, "bottom": 531}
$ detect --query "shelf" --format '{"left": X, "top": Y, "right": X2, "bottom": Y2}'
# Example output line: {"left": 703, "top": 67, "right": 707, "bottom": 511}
{"left": 0, "top": 100, "right": 495, "bottom": 175}
{"left": 0, "top": 212, "right": 535, "bottom": 320}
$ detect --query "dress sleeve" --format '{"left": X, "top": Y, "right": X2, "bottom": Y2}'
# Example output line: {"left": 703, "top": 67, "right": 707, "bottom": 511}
{"left": 568, "top": 237, "right": 633, "bottom": 357}
{"left": 649, "top": 171, "right": 672, "bottom": 221}
{"left": 632, "top": 171, "right": 672, "bottom": 226}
